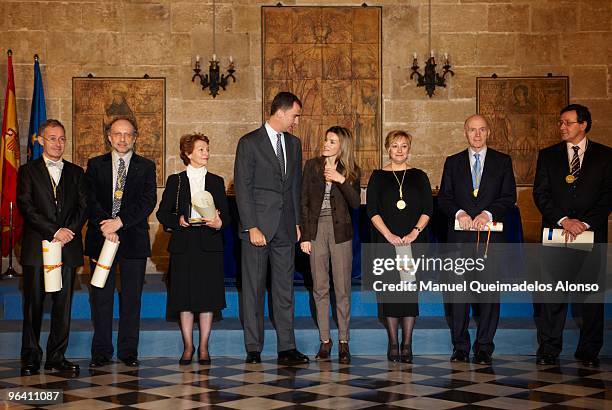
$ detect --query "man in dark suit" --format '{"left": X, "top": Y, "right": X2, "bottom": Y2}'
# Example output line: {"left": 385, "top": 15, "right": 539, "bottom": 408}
{"left": 234, "top": 92, "right": 309, "bottom": 365}
{"left": 17, "top": 119, "right": 88, "bottom": 375}
{"left": 533, "top": 104, "right": 611, "bottom": 367}
{"left": 438, "top": 114, "right": 517, "bottom": 365}
{"left": 85, "top": 116, "right": 157, "bottom": 368}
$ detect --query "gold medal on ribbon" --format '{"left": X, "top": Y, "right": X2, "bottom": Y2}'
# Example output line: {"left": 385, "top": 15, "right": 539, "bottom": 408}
{"left": 396, "top": 200, "right": 406, "bottom": 210}
{"left": 114, "top": 190, "right": 123, "bottom": 199}
{"left": 472, "top": 188, "right": 479, "bottom": 197}
{"left": 565, "top": 175, "right": 575, "bottom": 184}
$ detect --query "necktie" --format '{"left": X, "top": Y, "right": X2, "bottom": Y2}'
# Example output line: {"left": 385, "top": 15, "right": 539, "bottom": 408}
{"left": 112, "top": 158, "right": 126, "bottom": 218}
{"left": 570, "top": 146, "right": 580, "bottom": 178}
{"left": 46, "top": 160, "right": 64, "bottom": 170}
{"left": 276, "top": 133, "right": 285, "bottom": 176}
{"left": 472, "top": 153, "right": 481, "bottom": 192}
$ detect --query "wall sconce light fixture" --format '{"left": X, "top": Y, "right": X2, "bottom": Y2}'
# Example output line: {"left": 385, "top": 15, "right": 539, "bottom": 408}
{"left": 192, "top": 0, "right": 236, "bottom": 98}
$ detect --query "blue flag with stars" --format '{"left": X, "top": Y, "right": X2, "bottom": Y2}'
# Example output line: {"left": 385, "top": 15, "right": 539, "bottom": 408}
{"left": 27, "top": 56, "right": 46, "bottom": 161}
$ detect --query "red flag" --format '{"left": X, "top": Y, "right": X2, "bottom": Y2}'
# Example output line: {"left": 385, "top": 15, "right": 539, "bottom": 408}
{"left": 1, "top": 50, "right": 23, "bottom": 255}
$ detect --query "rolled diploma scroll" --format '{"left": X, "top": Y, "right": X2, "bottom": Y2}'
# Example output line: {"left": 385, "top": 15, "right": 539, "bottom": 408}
{"left": 396, "top": 244, "right": 416, "bottom": 283}
{"left": 542, "top": 228, "right": 594, "bottom": 251}
{"left": 91, "top": 239, "right": 120, "bottom": 288}
{"left": 191, "top": 190, "right": 217, "bottom": 220}
{"left": 42, "top": 240, "right": 62, "bottom": 292}
{"left": 454, "top": 220, "right": 503, "bottom": 232}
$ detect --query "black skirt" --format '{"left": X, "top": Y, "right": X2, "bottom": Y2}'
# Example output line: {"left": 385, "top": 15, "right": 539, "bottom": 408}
{"left": 166, "top": 228, "right": 226, "bottom": 320}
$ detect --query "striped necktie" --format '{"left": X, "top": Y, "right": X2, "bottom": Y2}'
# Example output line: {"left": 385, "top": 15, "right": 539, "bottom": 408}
{"left": 276, "top": 133, "right": 285, "bottom": 176}
{"left": 570, "top": 146, "right": 580, "bottom": 179}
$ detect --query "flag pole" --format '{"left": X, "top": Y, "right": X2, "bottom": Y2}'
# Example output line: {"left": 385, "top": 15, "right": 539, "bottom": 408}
{"left": 2, "top": 202, "right": 20, "bottom": 278}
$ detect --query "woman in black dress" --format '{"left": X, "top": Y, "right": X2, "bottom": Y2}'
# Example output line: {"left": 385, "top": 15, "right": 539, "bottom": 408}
{"left": 157, "top": 133, "right": 230, "bottom": 365}
{"left": 366, "top": 130, "right": 433, "bottom": 363}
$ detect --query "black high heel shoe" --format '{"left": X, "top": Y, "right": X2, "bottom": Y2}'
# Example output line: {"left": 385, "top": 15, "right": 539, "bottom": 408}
{"left": 198, "top": 346, "right": 211, "bottom": 365}
{"left": 179, "top": 348, "right": 195, "bottom": 365}
{"left": 400, "top": 344, "right": 413, "bottom": 363}
{"left": 387, "top": 343, "right": 400, "bottom": 362}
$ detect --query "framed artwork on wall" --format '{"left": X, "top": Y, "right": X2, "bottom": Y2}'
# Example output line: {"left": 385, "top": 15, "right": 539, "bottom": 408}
{"left": 262, "top": 6, "right": 382, "bottom": 186}
{"left": 477, "top": 76, "right": 569, "bottom": 186}
{"left": 72, "top": 77, "right": 166, "bottom": 187}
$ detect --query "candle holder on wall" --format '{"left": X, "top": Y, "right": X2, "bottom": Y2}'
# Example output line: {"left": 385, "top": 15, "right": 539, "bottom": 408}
{"left": 410, "top": 54, "right": 454, "bottom": 98}
{"left": 192, "top": 56, "right": 236, "bottom": 98}
{"left": 410, "top": 0, "right": 454, "bottom": 98}
{"left": 191, "top": 0, "right": 236, "bottom": 98}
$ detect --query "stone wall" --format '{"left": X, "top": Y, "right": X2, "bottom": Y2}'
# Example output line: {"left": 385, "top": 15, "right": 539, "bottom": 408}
{"left": 1, "top": 0, "right": 610, "bottom": 267}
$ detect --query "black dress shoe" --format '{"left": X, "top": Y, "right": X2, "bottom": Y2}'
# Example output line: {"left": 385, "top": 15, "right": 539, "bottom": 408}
{"left": 89, "top": 356, "right": 110, "bottom": 368}
{"left": 198, "top": 347, "right": 211, "bottom": 365}
{"left": 245, "top": 351, "right": 261, "bottom": 364}
{"left": 315, "top": 340, "right": 333, "bottom": 360}
{"left": 473, "top": 351, "right": 492, "bottom": 365}
{"left": 400, "top": 344, "right": 413, "bottom": 364}
{"left": 21, "top": 361, "right": 40, "bottom": 376}
{"left": 536, "top": 354, "right": 557, "bottom": 365}
{"left": 179, "top": 349, "right": 195, "bottom": 365}
{"left": 277, "top": 349, "right": 309, "bottom": 365}
{"left": 450, "top": 350, "right": 470, "bottom": 363}
{"left": 580, "top": 357, "right": 600, "bottom": 367}
{"left": 338, "top": 341, "right": 351, "bottom": 364}
{"left": 44, "top": 359, "right": 79, "bottom": 372}
{"left": 120, "top": 356, "right": 139, "bottom": 367}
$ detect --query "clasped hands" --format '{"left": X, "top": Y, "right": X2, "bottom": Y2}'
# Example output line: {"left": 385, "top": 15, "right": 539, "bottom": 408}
{"left": 100, "top": 217, "right": 123, "bottom": 243}
{"left": 384, "top": 229, "right": 419, "bottom": 247}
{"left": 560, "top": 218, "right": 588, "bottom": 243}
{"left": 457, "top": 211, "right": 490, "bottom": 231}
{"left": 52, "top": 228, "right": 75, "bottom": 246}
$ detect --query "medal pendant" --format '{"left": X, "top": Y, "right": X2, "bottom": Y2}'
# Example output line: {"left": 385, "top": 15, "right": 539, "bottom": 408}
{"left": 396, "top": 199, "right": 406, "bottom": 210}
{"left": 472, "top": 188, "right": 479, "bottom": 198}
{"left": 565, "top": 174, "right": 575, "bottom": 184}
{"left": 114, "top": 190, "right": 123, "bottom": 199}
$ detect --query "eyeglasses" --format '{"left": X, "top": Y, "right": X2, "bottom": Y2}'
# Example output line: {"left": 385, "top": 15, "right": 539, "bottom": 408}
{"left": 557, "top": 120, "right": 580, "bottom": 127}
{"left": 110, "top": 132, "right": 136, "bottom": 139}
{"left": 44, "top": 137, "right": 67, "bottom": 144}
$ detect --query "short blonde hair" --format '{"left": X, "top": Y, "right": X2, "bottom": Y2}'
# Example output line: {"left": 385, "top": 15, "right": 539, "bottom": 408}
{"left": 384, "top": 130, "right": 413, "bottom": 150}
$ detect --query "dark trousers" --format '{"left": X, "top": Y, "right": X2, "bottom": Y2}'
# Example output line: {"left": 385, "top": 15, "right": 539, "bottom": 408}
{"left": 534, "top": 302, "right": 604, "bottom": 358}
{"left": 535, "top": 246, "right": 605, "bottom": 358}
{"left": 445, "top": 302, "right": 500, "bottom": 355}
{"left": 241, "top": 217, "right": 296, "bottom": 353}
{"left": 90, "top": 256, "right": 146, "bottom": 360}
{"left": 21, "top": 265, "right": 76, "bottom": 364}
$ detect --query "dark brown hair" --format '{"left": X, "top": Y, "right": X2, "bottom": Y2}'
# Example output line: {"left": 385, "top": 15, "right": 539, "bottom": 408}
{"left": 180, "top": 133, "right": 210, "bottom": 166}
{"left": 38, "top": 119, "right": 65, "bottom": 137}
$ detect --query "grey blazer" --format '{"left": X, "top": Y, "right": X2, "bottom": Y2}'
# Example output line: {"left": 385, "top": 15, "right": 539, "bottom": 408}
{"left": 234, "top": 125, "right": 302, "bottom": 242}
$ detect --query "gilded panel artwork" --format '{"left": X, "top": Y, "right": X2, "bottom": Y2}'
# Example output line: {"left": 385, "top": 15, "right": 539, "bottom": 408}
{"left": 262, "top": 6, "right": 382, "bottom": 186}
{"left": 477, "top": 76, "right": 569, "bottom": 186}
{"left": 72, "top": 77, "right": 166, "bottom": 187}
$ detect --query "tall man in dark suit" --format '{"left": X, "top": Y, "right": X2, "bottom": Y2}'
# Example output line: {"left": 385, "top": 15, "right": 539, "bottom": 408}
{"left": 533, "top": 104, "right": 611, "bottom": 367}
{"left": 85, "top": 116, "right": 157, "bottom": 368}
{"left": 438, "top": 114, "right": 517, "bottom": 365}
{"left": 17, "top": 119, "right": 88, "bottom": 375}
{"left": 234, "top": 92, "right": 309, "bottom": 365}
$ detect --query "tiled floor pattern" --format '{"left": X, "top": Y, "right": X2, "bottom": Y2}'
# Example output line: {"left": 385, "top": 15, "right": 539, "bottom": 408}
{"left": 0, "top": 355, "right": 610, "bottom": 409}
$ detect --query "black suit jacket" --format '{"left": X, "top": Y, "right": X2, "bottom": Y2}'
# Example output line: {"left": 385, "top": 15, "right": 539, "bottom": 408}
{"left": 438, "top": 148, "right": 517, "bottom": 243}
{"left": 234, "top": 125, "right": 302, "bottom": 242}
{"left": 17, "top": 158, "right": 88, "bottom": 267}
{"left": 84, "top": 152, "right": 157, "bottom": 258}
{"left": 533, "top": 140, "right": 612, "bottom": 243}
{"left": 156, "top": 171, "right": 230, "bottom": 253}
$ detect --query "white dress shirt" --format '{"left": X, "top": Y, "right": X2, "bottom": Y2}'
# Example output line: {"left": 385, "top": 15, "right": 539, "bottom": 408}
{"left": 43, "top": 154, "right": 63, "bottom": 186}
{"left": 187, "top": 164, "right": 207, "bottom": 218}
{"left": 111, "top": 150, "right": 133, "bottom": 194}
{"left": 264, "top": 122, "right": 287, "bottom": 173}
{"left": 456, "top": 146, "right": 492, "bottom": 221}
{"left": 558, "top": 137, "right": 590, "bottom": 228}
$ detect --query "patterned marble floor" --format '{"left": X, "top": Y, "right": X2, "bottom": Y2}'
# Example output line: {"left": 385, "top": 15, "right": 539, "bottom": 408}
{"left": 0, "top": 355, "right": 610, "bottom": 409}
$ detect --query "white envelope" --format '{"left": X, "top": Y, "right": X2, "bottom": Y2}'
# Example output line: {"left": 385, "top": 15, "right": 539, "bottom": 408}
{"left": 396, "top": 245, "right": 416, "bottom": 283}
